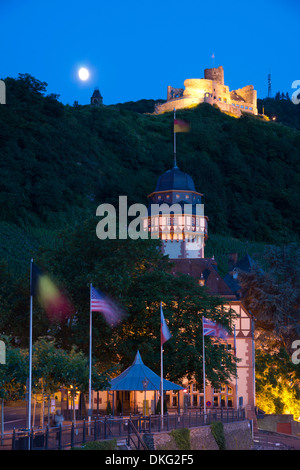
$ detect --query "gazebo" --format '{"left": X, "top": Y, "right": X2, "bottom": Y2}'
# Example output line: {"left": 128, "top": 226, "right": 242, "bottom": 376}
{"left": 108, "top": 351, "right": 183, "bottom": 415}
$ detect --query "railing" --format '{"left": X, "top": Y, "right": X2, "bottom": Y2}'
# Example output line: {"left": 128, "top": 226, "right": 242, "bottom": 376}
{"left": 2, "top": 408, "right": 246, "bottom": 450}
{"left": 127, "top": 419, "right": 148, "bottom": 450}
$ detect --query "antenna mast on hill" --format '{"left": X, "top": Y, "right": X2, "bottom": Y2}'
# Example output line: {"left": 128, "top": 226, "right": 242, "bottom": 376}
{"left": 268, "top": 71, "right": 272, "bottom": 98}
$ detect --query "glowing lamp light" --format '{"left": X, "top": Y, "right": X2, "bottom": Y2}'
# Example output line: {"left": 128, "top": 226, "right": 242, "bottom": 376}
{"left": 198, "top": 273, "right": 205, "bottom": 287}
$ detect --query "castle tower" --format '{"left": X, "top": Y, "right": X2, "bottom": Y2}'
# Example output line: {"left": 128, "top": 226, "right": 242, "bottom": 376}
{"left": 90, "top": 88, "right": 103, "bottom": 106}
{"left": 146, "top": 165, "right": 208, "bottom": 259}
{"left": 204, "top": 65, "right": 224, "bottom": 85}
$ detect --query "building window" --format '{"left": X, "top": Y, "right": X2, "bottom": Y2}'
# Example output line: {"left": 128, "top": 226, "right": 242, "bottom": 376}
{"left": 176, "top": 194, "right": 180, "bottom": 199}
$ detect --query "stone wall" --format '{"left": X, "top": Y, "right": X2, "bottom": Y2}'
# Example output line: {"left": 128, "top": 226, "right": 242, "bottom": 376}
{"left": 258, "top": 414, "right": 300, "bottom": 435}
{"left": 234, "top": 85, "right": 257, "bottom": 107}
{"left": 204, "top": 66, "right": 224, "bottom": 85}
{"left": 144, "top": 420, "right": 253, "bottom": 450}
{"left": 155, "top": 66, "right": 258, "bottom": 116}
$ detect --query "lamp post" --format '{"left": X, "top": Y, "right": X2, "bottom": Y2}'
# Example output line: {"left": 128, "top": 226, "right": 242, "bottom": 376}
{"left": 142, "top": 379, "right": 149, "bottom": 416}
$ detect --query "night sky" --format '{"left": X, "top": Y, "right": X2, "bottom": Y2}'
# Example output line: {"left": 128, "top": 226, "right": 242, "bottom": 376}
{"left": 1, "top": 0, "right": 299, "bottom": 106}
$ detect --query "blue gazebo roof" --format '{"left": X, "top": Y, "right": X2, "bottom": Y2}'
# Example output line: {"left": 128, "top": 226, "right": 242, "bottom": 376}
{"left": 109, "top": 351, "right": 183, "bottom": 392}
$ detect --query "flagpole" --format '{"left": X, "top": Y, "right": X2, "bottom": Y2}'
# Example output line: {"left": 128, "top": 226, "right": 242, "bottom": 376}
{"left": 89, "top": 283, "right": 92, "bottom": 427}
{"left": 202, "top": 316, "right": 206, "bottom": 422}
{"left": 28, "top": 259, "right": 33, "bottom": 450}
{"left": 160, "top": 343, "right": 164, "bottom": 429}
{"left": 173, "top": 108, "right": 177, "bottom": 168}
{"left": 234, "top": 325, "right": 238, "bottom": 410}
{"left": 160, "top": 301, "right": 164, "bottom": 429}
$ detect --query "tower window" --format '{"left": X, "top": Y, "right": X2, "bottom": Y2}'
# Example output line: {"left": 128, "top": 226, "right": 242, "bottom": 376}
{"left": 167, "top": 217, "right": 177, "bottom": 225}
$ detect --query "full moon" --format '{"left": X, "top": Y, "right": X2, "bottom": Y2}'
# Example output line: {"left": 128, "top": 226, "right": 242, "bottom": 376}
{"left": 78, "top": 67, "right": 90, "bottom": 81}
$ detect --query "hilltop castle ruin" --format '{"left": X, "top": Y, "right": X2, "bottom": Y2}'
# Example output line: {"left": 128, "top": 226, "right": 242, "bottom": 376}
{"left": 155, "top": 66, "right": 258, "bottom": 117}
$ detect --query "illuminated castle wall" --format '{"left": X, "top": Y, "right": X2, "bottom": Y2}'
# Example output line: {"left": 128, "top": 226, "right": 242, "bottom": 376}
{"left": 155, "top": 66, "right": 258, "bottom": 117}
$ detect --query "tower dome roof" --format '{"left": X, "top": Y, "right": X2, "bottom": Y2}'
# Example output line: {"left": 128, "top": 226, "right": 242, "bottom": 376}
{"left": 155, "top": 166, "right": 196, "bottom": 192}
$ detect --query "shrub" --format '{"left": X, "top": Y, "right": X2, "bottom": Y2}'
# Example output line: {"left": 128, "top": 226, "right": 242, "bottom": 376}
{"left": 210, "top": 421, "right": 226, "bottom": 450}
{"left": 72, "top": 438, "right": 117, "bottom": 450}
{"left": 169, "top": 428, "right": 191, "bottom": 450}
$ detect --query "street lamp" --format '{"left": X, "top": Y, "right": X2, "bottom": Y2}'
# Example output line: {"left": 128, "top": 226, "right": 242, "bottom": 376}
{"left": 142, "top": 379, "right": 149, "bottom": 416}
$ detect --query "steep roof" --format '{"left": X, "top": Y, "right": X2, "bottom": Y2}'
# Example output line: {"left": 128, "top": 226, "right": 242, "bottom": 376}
{"left": 109, "top": 351, "right": 183, "bottom": 391}
{"left": 170, "top": 257, "right": 237, "bottom": 299}
{"left": 155, "top": 166, "right": 196, "bottom": 192}
{"left": 223, "top": 253, "right": 258, "bottom": 295}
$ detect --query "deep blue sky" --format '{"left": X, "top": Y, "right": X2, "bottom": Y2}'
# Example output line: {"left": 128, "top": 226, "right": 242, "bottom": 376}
{"left": 1, "top": 0, "right": 299, "bottom": 105}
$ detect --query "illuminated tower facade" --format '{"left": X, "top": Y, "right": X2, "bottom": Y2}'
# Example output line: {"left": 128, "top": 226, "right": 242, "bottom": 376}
{"left": 145, "top": 164, "right": 208, "bottom": 259}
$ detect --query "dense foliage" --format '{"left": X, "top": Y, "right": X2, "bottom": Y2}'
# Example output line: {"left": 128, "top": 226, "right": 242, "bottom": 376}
{"left": 0, "top": 74, "right": 299, "bottom": 407}
{"left": 0, "top": 74, "right": 299, "bottom": 246}
{"left": 38, "top": 218, "right": 237, "bottom": 387}
{"left": 239, "top": 243, "right": 300, "bottom": 353}
{"left": 239, "top": 243, "right": 300, "bottom": 416}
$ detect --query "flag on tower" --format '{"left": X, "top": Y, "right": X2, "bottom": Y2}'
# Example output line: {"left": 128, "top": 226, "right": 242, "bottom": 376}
{"left": 90, "top": 286, "right": 124, "bottom": 326}
{"left": 160, "top": 302, "right": 171, "bottom": 345}
{"left": 174, "top": 119, "right": 190, "bottom": 133}
{"left": 202, "top": 317, "right": 229, "bottom": 338}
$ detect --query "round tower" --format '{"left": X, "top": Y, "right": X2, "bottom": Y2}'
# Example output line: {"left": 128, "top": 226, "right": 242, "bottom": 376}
{"left": 145, "top": 165, "right": 208, "bottom": 259}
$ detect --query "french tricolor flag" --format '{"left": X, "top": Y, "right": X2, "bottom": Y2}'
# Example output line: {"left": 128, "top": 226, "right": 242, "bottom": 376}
{"left": 160, "top": 302, "right": 171, "bottom": 345}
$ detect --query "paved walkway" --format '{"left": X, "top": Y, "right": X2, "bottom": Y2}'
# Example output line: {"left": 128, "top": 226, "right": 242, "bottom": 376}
{"left": 254, "top": 430, "right": 300, "bottom": 450}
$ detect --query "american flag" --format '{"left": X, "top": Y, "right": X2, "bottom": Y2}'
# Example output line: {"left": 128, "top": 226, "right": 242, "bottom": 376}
{"left": 90, "top": 286, "right": 124, "bottom": 327}
{"left": 203, "top": 317, "right": 229, "bottom": 338}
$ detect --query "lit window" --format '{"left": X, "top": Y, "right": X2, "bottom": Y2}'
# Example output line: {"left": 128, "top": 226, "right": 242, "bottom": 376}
{"left": 167, "top": 217, "right": 177, "bottom": 225}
